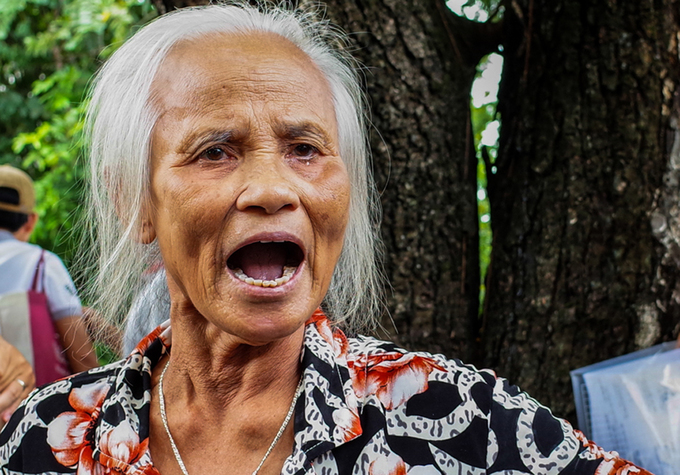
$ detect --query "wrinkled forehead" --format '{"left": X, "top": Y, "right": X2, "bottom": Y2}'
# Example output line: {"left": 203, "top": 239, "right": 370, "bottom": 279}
{"left": 149, "top": 31, "right": 337, "bottom": 120}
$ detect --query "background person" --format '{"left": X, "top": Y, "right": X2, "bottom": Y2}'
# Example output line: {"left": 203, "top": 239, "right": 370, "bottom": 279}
{"left": 0, "top": 4, "right": 652, "bottom": 475}
{"left": 0, "top": 165, "right": 98, "bottom": 379}
{"left": 82, "top": 306, "right": 124, "bottom": 358}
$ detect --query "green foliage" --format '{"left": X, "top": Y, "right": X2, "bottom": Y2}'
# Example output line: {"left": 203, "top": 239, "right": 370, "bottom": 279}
{"left": 0, "top": 0, "right": 156, "bottom": 270}
{"left": 471, "top": 53, "right": 503, "bottom": 310}
{"left": 446, "top": 0, "right": 503, "bottom": 23}
{"left": 447, "top": 1, "right": 503, "bottom": 310}
{"left": 95, "top": 341, "right": 119, "bottom": 365}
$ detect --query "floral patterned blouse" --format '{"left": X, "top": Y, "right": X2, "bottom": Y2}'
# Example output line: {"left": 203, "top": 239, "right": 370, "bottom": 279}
{"left": 0, "top": 310, "right": 651, "bottom": 475}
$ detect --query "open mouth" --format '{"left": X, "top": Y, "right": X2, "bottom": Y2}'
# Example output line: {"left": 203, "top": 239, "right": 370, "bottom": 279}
{"left": 227, "top": 241, "right": 304, "bottom": 288}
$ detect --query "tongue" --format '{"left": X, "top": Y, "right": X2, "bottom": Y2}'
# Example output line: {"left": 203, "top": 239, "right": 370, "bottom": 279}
{"left": 238, "top": 243, "right": 286, "bottom": 281}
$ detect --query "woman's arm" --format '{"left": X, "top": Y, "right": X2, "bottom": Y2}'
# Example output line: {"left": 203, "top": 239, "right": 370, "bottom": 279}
{"left": 0, "top": 335, "right": 35, "bottom": 425}
{"left": 82, "top": 306, "right": 122, "bottom": 357}
{"left": 54, "top": 316, "right": 99, "bottom": 373}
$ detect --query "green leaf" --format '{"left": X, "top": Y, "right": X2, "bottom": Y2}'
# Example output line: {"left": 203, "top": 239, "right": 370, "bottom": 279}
{"left": 0, "top": 0, "right": 158, "bottom": 281}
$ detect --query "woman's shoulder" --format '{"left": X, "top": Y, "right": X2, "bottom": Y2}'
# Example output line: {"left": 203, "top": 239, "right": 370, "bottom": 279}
{"left": 344, "top": 333, "right": 579, "bottom": 431}
{"left": 341, "top": 334, "right": 651, "bottom": 475}
{"left": 343, "top": 334, "right": 501, "bottom": 429}
{"left": 346, "top": 334, "right": 498, "bottom": 386}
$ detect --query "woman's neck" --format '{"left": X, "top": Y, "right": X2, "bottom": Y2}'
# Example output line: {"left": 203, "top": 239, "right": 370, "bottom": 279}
{"left": 159, "top": 303, "right": 305, "bottom": 409}
{"left": 148, "top": 313, "right": 305, "bottom": 475}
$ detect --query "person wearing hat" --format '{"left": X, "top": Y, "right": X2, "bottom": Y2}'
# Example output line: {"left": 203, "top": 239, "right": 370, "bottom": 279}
{"left": 0, "top": 165, "right": 98, "bottom": 395}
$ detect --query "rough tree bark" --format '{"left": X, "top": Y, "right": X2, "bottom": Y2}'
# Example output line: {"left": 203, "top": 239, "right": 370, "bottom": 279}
{"left": 152, "top": 0, "right": 496, "bottom": 360}
{"left": 315, "top": 1, "right": 496, "bottom": 358}
{"left": 484, "top": 0, "right": 680, "bottom": 420}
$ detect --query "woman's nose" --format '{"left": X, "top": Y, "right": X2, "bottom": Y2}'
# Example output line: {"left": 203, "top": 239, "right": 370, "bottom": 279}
{"left": 235, "top": 161, "right": 301, "bottom": 214}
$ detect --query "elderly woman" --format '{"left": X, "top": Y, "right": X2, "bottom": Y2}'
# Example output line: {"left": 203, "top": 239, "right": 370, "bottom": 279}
{"left": 0, "top": 3, "right": 651, "bottom": 475}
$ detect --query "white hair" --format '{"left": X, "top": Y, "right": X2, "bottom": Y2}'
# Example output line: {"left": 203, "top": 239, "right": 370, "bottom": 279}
{"left": 83, "top": 1, "right": 383, "bottom": 336}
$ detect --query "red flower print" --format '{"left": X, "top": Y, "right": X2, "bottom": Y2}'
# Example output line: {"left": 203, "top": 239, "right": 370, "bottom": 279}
{"left": 135, "top": 465, "right": 162, "bottom": 475}
{"left": 574, "top": 431, "right": 652, "bottom": 475}
{"left": 350, "top": 353, "right": 445, "bottom": 410}
{"left": 47, "top": 381, "right": 110, "bottom": 471}
{"left": 75, "top": 446, "right": 102, "bottom": 475}
{"left": 332, "top": 407, "right": 362, "bottom": 442}
{"left": 369, "top": 454, "right": 408, "bottom": 475}
{"left": 307, "top": 309, "right": 334, "bottom": 343}
{"left": 97, "top": 420, "right": 150, "bottom": 473}
{"left": 595, "top": 458, "right": 650, "bottom": 475}
{"left": 133, "top": 324, "right": 166, "bottom": 355}
{"left": 307, "top": 309, "right": 348, "bottom": 357}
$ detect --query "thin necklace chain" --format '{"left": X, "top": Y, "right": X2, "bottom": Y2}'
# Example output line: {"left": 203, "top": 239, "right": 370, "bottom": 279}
{"left": 158, "top": 359, "right": 304, "bottom": 475}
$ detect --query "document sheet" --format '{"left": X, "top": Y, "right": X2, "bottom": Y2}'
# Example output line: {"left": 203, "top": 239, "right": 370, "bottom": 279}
{"left": 577, "top": 345, "right": 680, "bottom": 475}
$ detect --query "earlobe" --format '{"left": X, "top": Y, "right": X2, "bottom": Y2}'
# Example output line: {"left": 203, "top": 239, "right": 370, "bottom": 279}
{"left": 26, "top": 213, "right": 38, "bottom": 232}
{"left": 14, "top": 213, "right": 38, "bottom": 242}
{"left": 139, "top": 219, "right": 156, "bottom": 244}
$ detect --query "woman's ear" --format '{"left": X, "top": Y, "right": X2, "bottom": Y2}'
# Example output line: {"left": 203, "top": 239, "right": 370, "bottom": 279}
{"left": 139, "top": 218, "right": 156, "bottom": 244}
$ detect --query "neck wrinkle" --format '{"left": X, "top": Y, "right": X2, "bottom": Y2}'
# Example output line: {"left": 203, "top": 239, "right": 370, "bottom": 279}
{"left": 161, "top": 312, "right": 305, "bottom": 412}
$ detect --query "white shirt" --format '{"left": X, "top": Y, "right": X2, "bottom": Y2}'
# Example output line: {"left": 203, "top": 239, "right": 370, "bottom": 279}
{"left": 0, "top": 230, "right": 82, "bottom": 320}
{"left": 123, "top": 268, "right": 169, "bottom": 354}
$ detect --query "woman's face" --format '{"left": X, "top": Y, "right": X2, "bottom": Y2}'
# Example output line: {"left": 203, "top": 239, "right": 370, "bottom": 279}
{"left": 145, "top": 32, "right": 350, "bottom": 346}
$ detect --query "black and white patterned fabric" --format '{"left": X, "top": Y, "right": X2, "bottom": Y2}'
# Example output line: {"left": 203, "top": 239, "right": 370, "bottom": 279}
{"left": 0, "top": 309, "right": 651, "bottom": 474}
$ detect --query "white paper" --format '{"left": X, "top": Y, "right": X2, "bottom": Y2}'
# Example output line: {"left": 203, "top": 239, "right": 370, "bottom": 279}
{"left": 583, "top": 347, "right": 680, "bottom": 475}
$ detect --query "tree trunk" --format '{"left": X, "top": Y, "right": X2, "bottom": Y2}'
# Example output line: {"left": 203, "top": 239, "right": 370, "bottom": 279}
{"left": 484, "top": 0, "right": 680, "bottom": 422}
{"left": 318, "top": 1, "right": 492, "bottom": 359}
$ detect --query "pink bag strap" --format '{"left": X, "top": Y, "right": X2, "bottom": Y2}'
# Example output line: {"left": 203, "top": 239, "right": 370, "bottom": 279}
{"left": 31, "top": 250, "right": 46, "bottom": 293}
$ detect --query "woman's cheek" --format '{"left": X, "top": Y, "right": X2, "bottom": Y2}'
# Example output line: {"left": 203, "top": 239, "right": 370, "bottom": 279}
{"left": 316, "top": 161, "right": 351, "bottom": 235}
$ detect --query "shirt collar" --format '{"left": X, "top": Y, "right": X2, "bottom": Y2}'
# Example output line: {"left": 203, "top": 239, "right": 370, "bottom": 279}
{"left": 0, "top": 230, "right": 16, "bottom": 243}
{"left": 93, "top": 310, "right": 362, "bottom": 475}
{"left": 287, "top": 310, "right": 363, "bottom": 473}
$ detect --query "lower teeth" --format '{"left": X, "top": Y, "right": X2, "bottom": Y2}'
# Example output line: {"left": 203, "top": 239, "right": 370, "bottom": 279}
{"left": 233, "top": 266, "right": 296, "bottom": 287}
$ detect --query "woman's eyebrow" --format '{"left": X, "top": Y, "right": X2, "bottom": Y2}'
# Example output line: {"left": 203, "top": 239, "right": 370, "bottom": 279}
{"left": 273, "top": 122, "right": 334, "bottom": 146}
{"left": 178, "top": 128, "right": 248, "bottom": 153}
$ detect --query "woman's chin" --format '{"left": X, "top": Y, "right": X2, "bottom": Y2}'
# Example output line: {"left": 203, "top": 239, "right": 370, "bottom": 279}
{"left": 243, "top": 324, "right": 305, "bottom": 348}
{"left": 215, "top": 270, "right": 320, "bottom": 342}
{"left": 198, "top": 304, "right": 312, "bottom": 348}
{"left": 171, "top": 266, "right": 322, "bottom": 348}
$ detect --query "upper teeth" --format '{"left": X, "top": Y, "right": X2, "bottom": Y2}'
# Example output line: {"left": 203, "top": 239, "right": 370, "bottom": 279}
{"left": 233, "top": 266, "right": 296, "bottom": 287}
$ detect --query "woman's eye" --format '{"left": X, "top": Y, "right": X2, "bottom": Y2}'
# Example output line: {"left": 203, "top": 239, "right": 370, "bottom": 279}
{"left": 199, "top": 147, "right": 232, "bottom": 161}
{"left": 290, "top": 144, "right": 318, "bottom": 159}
